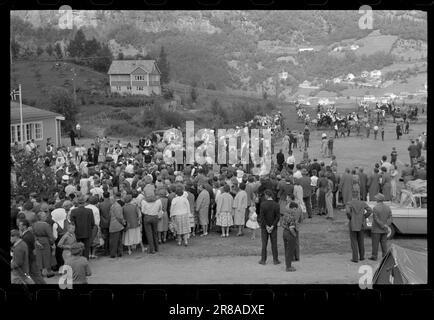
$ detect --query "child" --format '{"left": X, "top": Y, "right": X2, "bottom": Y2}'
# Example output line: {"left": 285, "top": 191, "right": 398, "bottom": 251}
{"left": 57, "top": 223, "right": 77, "bottom": 264}
{"left": 381, "top": 127, "right": 385, "bottom": 141}
{"left": 245, "top": 206, "right": 259, "bottom": 240}
{"left": 64, "top": 242, "right": 91, "bottom": 284}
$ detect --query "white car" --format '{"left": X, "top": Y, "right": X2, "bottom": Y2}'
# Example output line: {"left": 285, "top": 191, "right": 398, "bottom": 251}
{"left": 365, "top": 194, "right": 427, "bottom": 239}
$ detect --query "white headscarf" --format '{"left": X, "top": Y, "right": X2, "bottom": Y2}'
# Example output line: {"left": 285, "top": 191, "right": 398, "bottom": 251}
{"left": 51, "top": 208, "right": 67, "bottom": 239}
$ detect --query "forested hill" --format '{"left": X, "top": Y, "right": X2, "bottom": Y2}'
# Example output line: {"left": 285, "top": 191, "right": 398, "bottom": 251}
{"left": 11, "top": 10, "right": 427, "bottom": 95}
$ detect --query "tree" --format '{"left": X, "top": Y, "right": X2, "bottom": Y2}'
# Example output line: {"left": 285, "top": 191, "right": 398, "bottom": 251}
{"left": 89, "top": 43, "right": 112, "bottom": 73}
{"left": 46, "top": 44, "right": 53, "bottom": 56}
{"left": 11, "top": 38, "right": 20, "bottom": 59}
{"left": 157, "top": 46, "right": 170, "bottom": 84}
{"left": 11, "top": 148, "right": 57, "bottom": 199}
{"left": 117, "top": 52, "right": 124, "bottom": 60}
{"left": 54, "top": 43, "right": 63, "bottom": 59}
{"left": 49, "top": 87, "right": 78, "bottom": 131}
{"left": 83, "top": 38, "right": 101, "bottom": 57}
{"left": 36, "top": 46, "right": 44, "bottom": 56}
{"left": 67, "top": 28, "right": 87, "bottom": 57}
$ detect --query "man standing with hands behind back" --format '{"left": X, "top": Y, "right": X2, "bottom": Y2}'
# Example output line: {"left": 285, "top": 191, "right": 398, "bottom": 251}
{"left": 346, "top": 193, "right": 372, "bottom": 263}
{"left": 258, "top": 190, "right": 281, "bottom": 266}
{"left": 369, "top": 193, "right": 392, "bottom": 261}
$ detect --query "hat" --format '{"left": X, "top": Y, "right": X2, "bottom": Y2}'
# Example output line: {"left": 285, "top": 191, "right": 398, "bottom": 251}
{"left": 77, "top": 195, "right": 87, "bottom": 205}
{"left": 70, "top": 242, "right": 84, "bottom": 255}
{"left": 301, "top": 168, "right": 308, "bottom": 175}
{"left": 374, "top": 193, "right": 385, "bottom": 202}
{"left": 62, "top": 175, "right": 69, "bottom": 181}
{"left": 175, "top": 175, "right": 184, "bottom": 182}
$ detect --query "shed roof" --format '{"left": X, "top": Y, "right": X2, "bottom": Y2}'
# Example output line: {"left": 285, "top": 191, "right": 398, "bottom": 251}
{"left": 10, "top": 101, "right": 64, "bottom": 123}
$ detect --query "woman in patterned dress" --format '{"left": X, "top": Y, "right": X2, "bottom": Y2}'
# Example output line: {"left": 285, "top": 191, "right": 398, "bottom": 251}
{"left": 170, "top": 184, "right": 191, "bottom": 246}
{"left": 216, "top": 184, "right": 234, "bottom": 237}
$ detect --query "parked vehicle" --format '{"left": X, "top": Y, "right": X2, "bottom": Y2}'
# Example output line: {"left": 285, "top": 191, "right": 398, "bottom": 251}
{"left": 365, "top": 193, "right": 427, "bottom": 239}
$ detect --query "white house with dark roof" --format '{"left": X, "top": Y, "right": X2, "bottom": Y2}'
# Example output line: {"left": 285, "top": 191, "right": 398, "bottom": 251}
{"left": 107, "top": 60, "right": 161, "bottom": 96}
{"left": 10, "top": 102, "right": 64, "bottom": 147}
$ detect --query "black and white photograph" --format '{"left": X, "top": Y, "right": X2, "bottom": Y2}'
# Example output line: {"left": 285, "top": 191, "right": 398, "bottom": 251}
{"left": 10, "top": 9, "right": 427, "bottom": 285}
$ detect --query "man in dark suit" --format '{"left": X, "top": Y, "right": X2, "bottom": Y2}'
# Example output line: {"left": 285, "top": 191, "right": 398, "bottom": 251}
{"left": 370, "top": 193, "right": 392, "bottom": 261}
{"left": 87, "top": 143, "right": 99, "bottom": 166}
{"left": 346, "top": 194, "right": 372, "bottom": 263}
{"left": 70, "top": 195, "right": 95, "bottom": 259}
{"left": 258, "top": 190, "right": 281, "bottom": 265}
{"left": 358, "top": 168, "right": 368, "bottom": 201}
{"left": 98, "top": 192, "right": 112, "bottom": 256}
{"left": 10, "top": 229, "right": 30, "bottom": 284}
{"left": 276, "top": 149, "right": 285, "bottom": 172}
{"left": 18, "top": 219, "right": 46, "bottom": 284}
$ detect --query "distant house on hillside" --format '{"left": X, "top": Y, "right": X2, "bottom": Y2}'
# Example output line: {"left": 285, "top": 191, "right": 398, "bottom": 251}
{"left": 345, "top": 73, "right": 355, "bottom": 81}
{"left": 361, "top": 71, "right": 370, "bottom": 78}
{"left": 107, "top": 60, "right": 161, "bottom": 96}
{"left": 350, "top": 44, "right": 359, "bottom": 51}
{"left": 332, "top": 46, "right": 344, "bottom": 52}
{"left": 370, "top": 70, "right": 382, "bottom": 79}
{"left": 333, "top": 77, "right": 343, "bottom": 84}
{"left": 298, "top": 47, "right": 314, "bottom": 52}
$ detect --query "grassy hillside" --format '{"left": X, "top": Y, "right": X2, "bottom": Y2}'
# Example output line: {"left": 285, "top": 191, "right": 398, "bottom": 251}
{"left": 11, "top": 60, "right": 108, "bottom": 108}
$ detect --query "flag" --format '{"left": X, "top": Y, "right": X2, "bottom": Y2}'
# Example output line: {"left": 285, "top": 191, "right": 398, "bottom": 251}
{"left": 10, "top": 87, "right": 21, "bottom": 100}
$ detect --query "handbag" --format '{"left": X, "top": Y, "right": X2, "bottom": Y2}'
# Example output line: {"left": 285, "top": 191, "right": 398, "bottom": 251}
{"left": 157, "top": 210, "right": 163, "bottom": 220}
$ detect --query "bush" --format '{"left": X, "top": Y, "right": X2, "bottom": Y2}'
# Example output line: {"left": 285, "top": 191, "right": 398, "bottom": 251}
{"left": 206, "top": 83, "right": 217, "bottom": 90}
{"left": 209, "top": 99, "right": 227, "bottom": 121}
{"left": 162, "top": 87, "right": 174, "bottom": 100}
{"left": 159, "top": 110, "right": 186, "bottom": 128}
{"left": 265, "top": 101, "right": 276, "bottom": 111}
{"left": 104, "top": 121, "right": 144, "bottom": 137}
{"left": 107, "top": 109, "right": 132, "bottom": 121}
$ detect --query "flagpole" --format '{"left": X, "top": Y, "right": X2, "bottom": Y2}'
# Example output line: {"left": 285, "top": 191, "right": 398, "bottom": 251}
{"left": 19, "top": 84, "right": 23, "bottom": 146}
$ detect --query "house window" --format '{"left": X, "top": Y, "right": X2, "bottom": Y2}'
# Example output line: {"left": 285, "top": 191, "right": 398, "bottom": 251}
{"left": 135, "top": 75, "right": 145, "bottom": 81}
{"left": 25, "top": 123, "right": 33, "bottom": 141}
{"left": 16, "top": 125, "right": 21, "bottom": 143}
{"left": 34, "top": 122, "right": 42, "bottom": 140}
{"left": 11, "top": 126, "right": 16, "bottom": 144}
{"left": 127, "top": 86, "right": 132, "bottom": 91}
{"left": 136, "top": 86, "right": 144, "bottom": 91}
{"left": 116, "top": 86, "right": 121, "bottom": 91}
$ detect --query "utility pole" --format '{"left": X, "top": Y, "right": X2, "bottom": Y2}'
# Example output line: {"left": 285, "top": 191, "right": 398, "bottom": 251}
{"left": 71, "top": 67, "right": 77, "bottom": 104}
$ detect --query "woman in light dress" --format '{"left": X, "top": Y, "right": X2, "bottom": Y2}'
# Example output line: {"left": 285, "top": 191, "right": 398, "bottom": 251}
{"left": 122, "top": 194, "right": 144, "bottom": 255}
{"left": 216, "top": 184, "right": 234, "bottom": 237}
{"left": 293, "top": 179, "right": 306, "bottom": 217}
{"left": 233, "top": 182, "right": 248, "bottom": 236}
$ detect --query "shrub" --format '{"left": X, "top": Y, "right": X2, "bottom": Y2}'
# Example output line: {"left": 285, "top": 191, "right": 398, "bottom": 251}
{"left": 104, "top": 121, "right": 144, "bottom": 137}
{"left": 159, "top": 110, "right": 186, "bottom": 128}
{"left": 209, "top": 99, "right": 227, "bottom": 121}
{"left": 207, "top": 83, "right": 217, "bottom": 90}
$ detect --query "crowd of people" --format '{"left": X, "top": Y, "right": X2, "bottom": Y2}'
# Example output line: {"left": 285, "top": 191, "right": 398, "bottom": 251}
{"left": 10, "top": 107, "right": 427, "bottom": 282}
